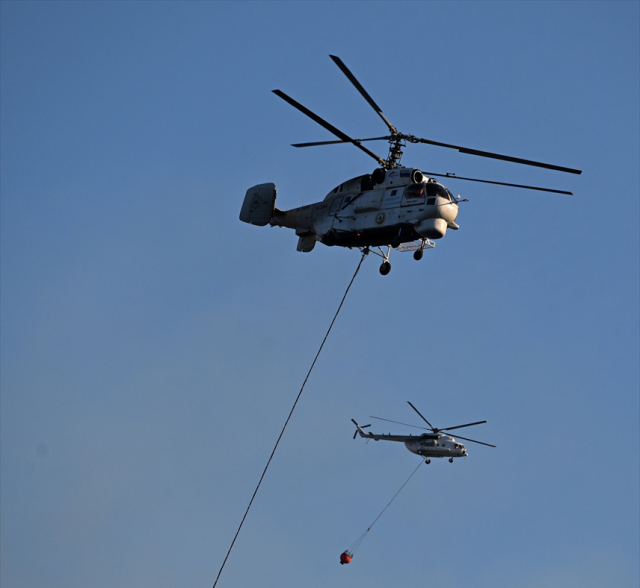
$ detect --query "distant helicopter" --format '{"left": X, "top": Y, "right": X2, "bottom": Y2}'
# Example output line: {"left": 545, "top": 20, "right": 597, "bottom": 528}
{"left": 352, "top": 401, "right": 495, "bottom": 464}
{"left": 240, "top": 55, "right": 581, "bottom": 275}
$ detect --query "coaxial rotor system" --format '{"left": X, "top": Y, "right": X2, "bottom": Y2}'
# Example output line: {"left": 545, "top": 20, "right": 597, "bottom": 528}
{"left": 273, "top": 55, "right": 581, "bottom": 194}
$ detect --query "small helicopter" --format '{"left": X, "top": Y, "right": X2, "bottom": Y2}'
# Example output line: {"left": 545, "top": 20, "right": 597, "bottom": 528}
{"left": 240, "top": 55, "right": 581, "bottom": 275}
{"left": 352, "top": 401, "right": 495, "bottom": 464}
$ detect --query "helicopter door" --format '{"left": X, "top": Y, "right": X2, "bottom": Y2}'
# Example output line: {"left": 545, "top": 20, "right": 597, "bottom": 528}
{"left": 329, "top": 196, "right": 343, "bottom": 216}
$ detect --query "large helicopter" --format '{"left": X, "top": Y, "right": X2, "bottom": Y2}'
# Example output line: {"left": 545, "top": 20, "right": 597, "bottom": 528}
{"left": 352, "top": 401, "right": 495, "bottom": 464}
{"left": 239, "top": 55, "right": 581, "bottom": 275}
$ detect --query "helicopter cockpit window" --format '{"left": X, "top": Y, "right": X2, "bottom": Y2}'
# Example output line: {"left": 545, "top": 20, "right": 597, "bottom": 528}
{"left": 403, "top": 184, "right": 425, "bottom": 199}
{"left": 426, "top": 183, "right": 450, "bottom": 199}
{"left": 426, "top": 183, "right": 439, "bottom": 197}
{"left": 446, "top": 189, "right": 456, "bottom": 202}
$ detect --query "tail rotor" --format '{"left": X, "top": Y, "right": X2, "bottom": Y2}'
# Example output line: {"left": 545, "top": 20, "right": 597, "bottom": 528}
{"left": 351, "top": 419, "right": 371, "bottom": 439}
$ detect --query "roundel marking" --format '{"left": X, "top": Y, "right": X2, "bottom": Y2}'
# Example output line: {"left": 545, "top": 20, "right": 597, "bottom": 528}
{"left": 375, "top": 212, "right": 386, "bottom": 225}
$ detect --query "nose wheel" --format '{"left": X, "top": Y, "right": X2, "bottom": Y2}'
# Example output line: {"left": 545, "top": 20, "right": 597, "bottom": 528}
{"left": 449, "top": 457, "right": 453, "bottom": 463}
{"left": 379, "top": 261, "right": 391, "bottom": 275}
{"left": 413, "top": 238, "right": 429, "bottom": 261}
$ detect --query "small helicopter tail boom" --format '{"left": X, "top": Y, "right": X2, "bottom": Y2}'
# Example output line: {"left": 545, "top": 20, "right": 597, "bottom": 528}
{"left": 240, "top": 183, "right": 277, "bottom": 226}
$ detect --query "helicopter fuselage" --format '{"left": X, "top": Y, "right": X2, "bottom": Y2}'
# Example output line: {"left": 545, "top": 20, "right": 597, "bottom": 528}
{"left": 240, "top": 167, "right": 459, "bottom": 255}
{"left": 404, "top": 433, "right": 468, "bottom": 460}
{"left": 355, "top": 429, "right": 468, "bottom": 460}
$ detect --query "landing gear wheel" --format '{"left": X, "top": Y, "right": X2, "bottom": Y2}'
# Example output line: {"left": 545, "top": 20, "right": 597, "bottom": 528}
{"left": 413, "top": 249, "right": 423, "bottom": 261}
{"left": 425, "top": 458, "right": 431, "bottom": 464}
{"left": 449, "top": 457, "right": 453, "bottom": 463}
{"left": 379, "top": 261, "right": 391, "bottom": 275}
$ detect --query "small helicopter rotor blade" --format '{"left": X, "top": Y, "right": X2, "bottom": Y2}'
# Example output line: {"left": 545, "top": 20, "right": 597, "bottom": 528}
{"left": 413, "top": 137, "right": 581, "bottom": 175}
{"left": 445, "top": 433, "right": 496, "bottom": 448}
{"left": 406, "top": 401, "right": 435, "bottom": 430}
{"left": 272, "top": 89, "right": 386, "bottom": 167}
{"left": 292, "top": 136, "right": 392, "bottom": 148}
{"left": 440, "top": 421, "right": 487, "bottom": 432}
{"left": 351, "top": 420, "right": 371, "bottom": 439}
{"left": 370, "top": 416, "right": 431, "bottom": 431}
{"left": 422, "top": 172, "right": 573, "bottom": 195}
{"left": 329, "top": 55, "right": 397, "bottom": 133}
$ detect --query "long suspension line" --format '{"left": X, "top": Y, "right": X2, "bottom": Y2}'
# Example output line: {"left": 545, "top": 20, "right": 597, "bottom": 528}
{"left": 212, "top": 252, "right": 367, "bottom": 588}
{"left": 346, "top": 460, "right": 423, "bottom": 557}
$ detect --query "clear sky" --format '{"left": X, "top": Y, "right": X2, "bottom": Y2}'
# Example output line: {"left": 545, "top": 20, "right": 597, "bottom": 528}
{"left": 1, "top": 2, "right": 638, "bottom": 587}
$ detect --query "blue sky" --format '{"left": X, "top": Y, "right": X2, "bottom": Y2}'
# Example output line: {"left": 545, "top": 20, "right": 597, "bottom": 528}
{"left": 1, "top": 2, "right": 638, "bottom": 587}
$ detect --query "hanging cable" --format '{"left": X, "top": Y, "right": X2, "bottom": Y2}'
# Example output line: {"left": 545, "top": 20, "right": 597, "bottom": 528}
{"left": 212, "top": 252, "right": 368, "bottom": 588}
{"left": 342, "top": 459, "right": 423, "bottom": 562}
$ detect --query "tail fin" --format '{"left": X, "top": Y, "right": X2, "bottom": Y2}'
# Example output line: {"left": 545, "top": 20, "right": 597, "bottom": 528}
{"left": 239, "top": 183, "right": 277, "bottom": 226}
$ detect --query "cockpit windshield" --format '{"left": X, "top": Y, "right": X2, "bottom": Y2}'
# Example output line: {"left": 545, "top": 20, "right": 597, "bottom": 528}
{"left": 425, "top": 183, "right": 448, "bottom": 199}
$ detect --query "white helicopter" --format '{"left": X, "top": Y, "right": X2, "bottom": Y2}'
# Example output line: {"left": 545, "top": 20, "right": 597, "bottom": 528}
{"left": 352, "top": 401, "right": 495, "bottom": 464}
{"left": 240, "top": 55, "right": 581, "bottom": 275}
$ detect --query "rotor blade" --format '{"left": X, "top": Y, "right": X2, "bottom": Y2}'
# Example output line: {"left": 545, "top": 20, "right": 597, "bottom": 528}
{"left": 352, "top": 420, "right": 371, "bottom": 438}
{"left": 406, "top": 401, "right": 435, "bottom": 430}
{"left": 440, "top": 421, "right": 487, "bottom": 432}
{"left": 422, "top": 172, "right": 573, "bottom": 195}
{"left": 272, "top": 89, "right": 386, "bottom": 166}
{"left": 370, "top": 416, "right": 431, "bottom": 431}
{"left": 445, "top": 433, "right": 496, "bottom": 448}
{"left": 292, "top": 136, "right": 392, "bottom": 148}
{"left": 414, "top": 137, "right": 581, "bottom": 174}
{"left": 329, "top": 55, "right": 397, "bottom": 133}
